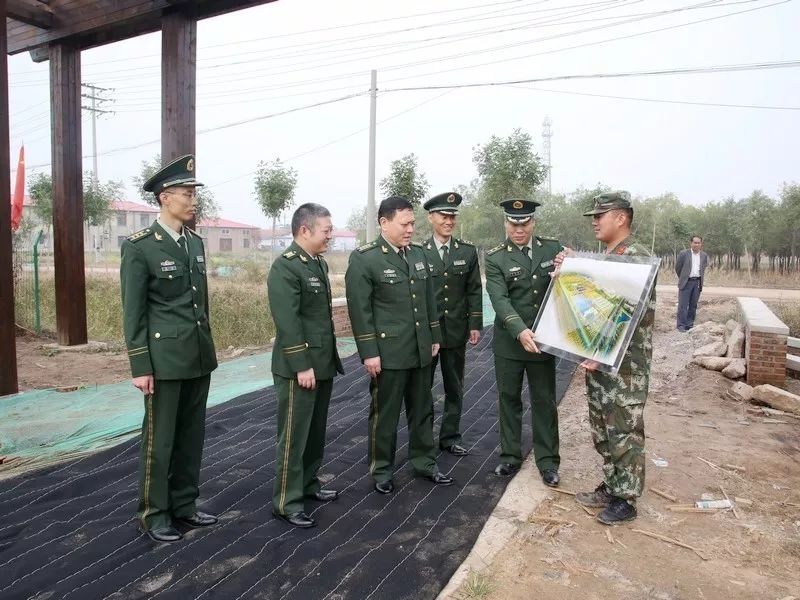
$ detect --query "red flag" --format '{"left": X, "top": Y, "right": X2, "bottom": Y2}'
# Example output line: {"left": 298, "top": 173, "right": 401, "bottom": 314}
{"left": 11, "top": 145, "right": 24, "bottom": 231}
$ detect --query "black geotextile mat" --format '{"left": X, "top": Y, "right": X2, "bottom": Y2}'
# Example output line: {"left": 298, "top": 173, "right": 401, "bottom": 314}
{"left": 0, "top": 327, "right": 576, "bottom": 600}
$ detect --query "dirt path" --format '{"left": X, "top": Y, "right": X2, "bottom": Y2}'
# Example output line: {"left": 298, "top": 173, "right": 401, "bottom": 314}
{"left": 656, "top": 284, "right": 800, "bottom": 301}
{"left": 449, "top": 297, "right": 800, "bottom": 600}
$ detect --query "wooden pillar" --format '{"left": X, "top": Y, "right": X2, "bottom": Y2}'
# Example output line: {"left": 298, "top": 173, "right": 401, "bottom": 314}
{"left": 161, "top": 6, "right": 196, "bottom": 161}
{"left": 50, "top": 43, "right": 87, "bottom": 346}
{"left": 0, "top": 0, "right": 19, "bottom": 395}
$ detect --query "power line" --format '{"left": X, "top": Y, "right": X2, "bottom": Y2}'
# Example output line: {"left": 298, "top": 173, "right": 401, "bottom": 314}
{"left": 509, "top": 83, "right": 800, "bottom": 110}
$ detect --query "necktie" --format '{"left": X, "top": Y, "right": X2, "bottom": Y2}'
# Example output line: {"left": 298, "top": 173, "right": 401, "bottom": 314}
{"left": 177, "top": 235, "right": 188, "bottom": 257}
{"left": 441, "top": 244, "right": 449, "bottom": 265}
{"left": 398, "top": 247, "right": 407, "bottom": 263}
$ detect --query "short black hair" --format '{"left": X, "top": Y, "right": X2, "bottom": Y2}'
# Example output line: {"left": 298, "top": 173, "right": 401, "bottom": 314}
{"left": 291, "top": 202, "right": 331, "bottom": 236}
{"left": 612, "top": 207, "right": 634, "bottom": 227}
{"left": 378, "top": 196, "right": 413, "bottom": 222}
{"left": 691, "top": 235, "right": 703, "bottom": 243}
{"left": 154, "top": 191, "right": 162, "bottom": 206}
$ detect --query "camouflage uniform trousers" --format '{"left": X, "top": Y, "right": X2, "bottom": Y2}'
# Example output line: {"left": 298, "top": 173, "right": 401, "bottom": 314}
{"left": 585, "top": 363, "right": 650, "bottom": 505}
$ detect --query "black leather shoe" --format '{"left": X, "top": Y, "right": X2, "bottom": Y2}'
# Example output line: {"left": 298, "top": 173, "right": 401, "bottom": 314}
{"left": 541, "top": 469, "right": 560, "bottom": 487}
{"left": 375, "top": 480, "right": 394, "bottom": 494}
{"left": 176, "top": 511, "right": 218, "bottom": 528}
{"left": 493, "top": 463, "right": 520, "bottom": 477}
{"left": 426, "top": 471, "right": 454, "bottom": 486}
{"left": 442, "top": 444, "right": 469, "bottom": 456}
{"left": 272, "top": 510, "right": 316, "bottom": 528}
{"left": 307, "top": 489, "right": 339, "bottom": 502}
{"left": 142, "top": 526, "right": 182, "bottom": 543}
{"left": 596, "top": 497, "right": 637, "bottom": 525}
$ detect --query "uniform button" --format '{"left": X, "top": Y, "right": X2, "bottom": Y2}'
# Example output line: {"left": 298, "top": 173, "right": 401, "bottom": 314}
{"left": 410, "top": 279, "right": 415, "bottom": 284}
{"left": 534, "top": 304, "right": 540, "bottom": 309}
{"left": 443, "top": 272, "right": 448, "bottom": 276}
{"left": 533, "top": 274, "right": 538, "bottom": 279}
{"left": 444, "top": 310, "right": 449, "bottom": 314}
{"left": 154, "top": 332, "right": 161, "bottom": 339}
{"left": 415, "top": 321, "right": 420, "bottom": 326}
{"left": 514, "top": 277, "right": 518, "bottom": 281}
{"left": 444, "top": 285, "right": 448, "bottom": 289}
{"left": 193, "top": 303, "right": 198, "bottom": 308}
{"left": 192, "top": 286, "right": 197, "bottom": 291}
{"left": 444, "top": 298, "right": 448, "bottom": 302}
{"left": 197, "top": 321, "right": 201, "bottom": 326}
{"left": 534, "top": 290, "right": 539, "bottom": 294}
{"left": 305, "top": 342, "right": 309, "bottom": 347}
{"left": 414, "top": 308, "right": 418, "bottom": 312}
{"left": 168, "top": 275, "right": 173, "bottom": 279}
{"left": 412, "top": 294, "right": 416, "bottom": 298}
{"left": 380, "top": 333, "right": 386, "bottom": 338}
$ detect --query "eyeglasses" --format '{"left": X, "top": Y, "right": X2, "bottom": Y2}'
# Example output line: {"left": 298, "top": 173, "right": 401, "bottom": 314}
{"left": 166, "top": 190, "right": 197, "bottom": 201}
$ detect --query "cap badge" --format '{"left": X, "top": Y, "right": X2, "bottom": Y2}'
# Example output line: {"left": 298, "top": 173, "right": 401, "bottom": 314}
{"left": 447, "top": 194, "right": 455, "bottom": 203}
{"left": 186, "top": 158, "right": 194, "bottom": 172}
{"left": 512, "top": 200, "right": 523, "bottom": 209}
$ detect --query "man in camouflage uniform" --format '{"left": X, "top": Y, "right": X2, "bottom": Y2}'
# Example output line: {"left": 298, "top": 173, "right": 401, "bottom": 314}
{"left": 575, "top": 191, "right": 656, "bottom": 525}
{"left": 421, "top": 192, "right": 483, "bottom": 455}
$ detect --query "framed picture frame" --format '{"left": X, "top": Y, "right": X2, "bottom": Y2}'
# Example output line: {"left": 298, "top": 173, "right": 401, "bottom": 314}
{"left": 532, "top": 252, "right": 660, "bottom": 374}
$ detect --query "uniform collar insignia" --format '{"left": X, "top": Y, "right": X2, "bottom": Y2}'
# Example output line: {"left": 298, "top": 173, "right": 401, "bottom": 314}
{"left": 381, "top": 245, "right": 389, "bottom": 254}
{"left": 154, "top": 231, "right": 163, "bottom": 241}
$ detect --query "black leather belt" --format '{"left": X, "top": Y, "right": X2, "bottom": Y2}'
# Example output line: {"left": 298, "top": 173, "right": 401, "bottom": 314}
{"left": 688, "top": 277, "right": 700, "bottom": 280}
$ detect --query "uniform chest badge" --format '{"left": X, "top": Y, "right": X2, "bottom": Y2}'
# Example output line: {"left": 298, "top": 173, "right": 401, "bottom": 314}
{"left": 540, "top": 260, "right": 554, "bottom": 268}
{"left": 508, "top": 266, "right": 522, "bottom": 274}
{"left": 383, "top": 269, "right": 396, "bottom": 277}
{"left": 414, "top": 261, "right": 425, "bottom": 271}
{"left": 453, "top": 259, "right": 466, "bottom": 266}
{"left": 428, "top": 263, "right": 435, "bottom": 269}
{"left": 196, "top": 255, "right": 204, "bottom": 263}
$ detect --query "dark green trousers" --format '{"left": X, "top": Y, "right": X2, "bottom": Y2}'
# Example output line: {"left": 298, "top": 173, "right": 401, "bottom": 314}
{"left": 494, "top": 355, "right": 559, "bottom": 472}
{"left": 430, "top": 345, "right": 466, "bottom": 448}
{"left": 272, "top": 375, "right": 333, "bottom": 515}
{"left": 368, "top": 366, "right": 437, "bottom": 483}
{"left": 137, "top": 374, "right": 211, "bottom": 530}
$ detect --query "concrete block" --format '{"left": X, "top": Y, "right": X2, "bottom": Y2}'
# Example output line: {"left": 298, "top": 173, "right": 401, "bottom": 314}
{"left": 729, "top": 381, "right": 754, "bottom": 401}
{"left": 722, "top": 359, "right": 746, "bottom": 379}
{"left": 752, "top": 384, "right": 800, "bottom": 415}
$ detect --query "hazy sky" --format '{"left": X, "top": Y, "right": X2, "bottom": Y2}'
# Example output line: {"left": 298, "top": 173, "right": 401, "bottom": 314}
{"left": 8, "top": 0, "right": 799, "bottom": 229}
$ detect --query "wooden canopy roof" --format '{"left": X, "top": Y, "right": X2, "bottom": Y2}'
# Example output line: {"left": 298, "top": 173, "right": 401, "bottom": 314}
{"left": 7, "top": 0, "right": 277, "bottom": 60}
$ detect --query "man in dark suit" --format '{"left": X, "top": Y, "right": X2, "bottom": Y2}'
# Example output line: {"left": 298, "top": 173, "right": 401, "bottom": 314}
{"left": 675, "top": 235, "right": 708, "bottom": 331}
{"left": 421, "top": 192, "right": 483, "bottom": 456}
{"left": 268, "top": 203, "right": 344, "bottom": 529}
{"left": 345, "top": 196, "right": 454, "bottom": 494}
{"left": 120, "top": 154, "right": 218, "bottom": 543}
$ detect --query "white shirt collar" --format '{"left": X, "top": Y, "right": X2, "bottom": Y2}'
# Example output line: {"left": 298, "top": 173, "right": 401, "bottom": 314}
{"left": 157, "top": 217, "right": 184, "bottom": 245}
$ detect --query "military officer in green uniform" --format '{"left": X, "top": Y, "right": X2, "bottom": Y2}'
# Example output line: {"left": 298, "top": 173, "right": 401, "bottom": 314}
{"left": 120, "top": 154, "right": 218, "bottom": 543}
{"left": 268, "top": 203, "right": 344, "bottom": 529}
{"left": 345, "top": 196, "right": 454, "bottom": 494}
{"left": 421, "top": 192, "right": 483, "bottom": 456}
{"left": 575, "top": 191, "right": 655, "bottom": 525}
{"left": 485, "top": 199, "right": 562, "bottom": 488}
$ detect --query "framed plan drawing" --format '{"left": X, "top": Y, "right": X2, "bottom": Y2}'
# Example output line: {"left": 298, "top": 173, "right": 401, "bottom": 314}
{"left": 532, "top": 252, "right": 661, "bottom": 374}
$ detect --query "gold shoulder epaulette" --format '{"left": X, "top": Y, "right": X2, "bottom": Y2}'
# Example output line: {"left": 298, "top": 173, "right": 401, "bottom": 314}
{"left": 486, "top": 244, "right": 504, "bottom": 256}
{"left": 283, "top": 250, "right": 298, "bottom": 259}
{"left": 455, "top": 238, "right": 474, "bottom": 247}
{"left": 127, "top": 228, "right": 153, "bottom": 243}
{"left": 357, "top": 241, "right": 377, "bottom": 253}
{"left": 410, "top": 241, "right": 423, "bottom": 248}
{"left": 537, "top": 235, "right": 559, "bottom": 242}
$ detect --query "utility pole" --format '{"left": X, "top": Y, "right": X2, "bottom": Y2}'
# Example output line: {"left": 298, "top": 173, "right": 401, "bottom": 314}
{"left": 81, "top": 83, "right": 114, "bottom": 182}
{"left": 366, "top": 69, "right": 377, "bottom": 243}
{"left": 541, "top": 116, "right": 553, "bottom": 196}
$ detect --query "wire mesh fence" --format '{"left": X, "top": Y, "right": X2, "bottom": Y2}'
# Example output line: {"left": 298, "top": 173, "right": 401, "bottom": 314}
{"left": 12, "top": 228, "right": 44, "bottom": 334}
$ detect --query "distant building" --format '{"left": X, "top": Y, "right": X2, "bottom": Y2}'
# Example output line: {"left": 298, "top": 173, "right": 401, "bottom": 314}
{"left": 258, "top": 226, "right": 358, "bottom": 252}
{"left": 196, "top": 217, "right": 261, "bottom": 254}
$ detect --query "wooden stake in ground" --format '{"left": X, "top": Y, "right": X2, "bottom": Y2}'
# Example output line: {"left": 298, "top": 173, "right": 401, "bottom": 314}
{"left": 719, "top": 485, "right": 740, "bottom": 519}
{"left": 529, "top": 516, "right": 577, "bottom": 527}
{"left": 551, "top": 488, "right": 577, "bottom": 496}
{"left": 605, "top": 529, "right": 615, "bottom": 544}
{"left": 631, "top": 528, "right": 708, "bottom": 560}
{"left": 696, "top": 456, "right": 720, "bottom": 470}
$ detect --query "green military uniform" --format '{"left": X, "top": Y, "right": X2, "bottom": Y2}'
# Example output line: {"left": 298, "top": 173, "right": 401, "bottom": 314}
{"left": 585, "top": 236, "right": 656, "bottom": 504}
{"left": 268, "top": 241, "right": 344, "bottom": 516}
{"left": 120, "top": 155, "right": 217, "bottom": 531}
{"left": 421, "top": 192, "right": 483, "bottom": 449}
{"left": 485, "top": 234, "right": 562, "bottom": 473}
{"left": 345, "top": 235, "right": 442, "bottom": 483}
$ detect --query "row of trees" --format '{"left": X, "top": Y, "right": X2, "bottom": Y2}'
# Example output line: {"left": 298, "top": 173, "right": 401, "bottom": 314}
{"left": 348, "top": 129, "right": 800, "bottom": 272}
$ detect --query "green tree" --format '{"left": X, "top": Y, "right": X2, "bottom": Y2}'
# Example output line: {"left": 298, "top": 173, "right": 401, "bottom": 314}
{"left": 254, "top": 158, "right": 298, "bottom": 255}
{"left": 472, "top": 128, "right": 548, "bottom": 204}
{"left": 28, "top": 172, "right": 121, "bottom": 227}
{"left": 346, "top": 206, "right": 367, "bottom": 245}
{"left": 132, "top": 154, "right": 219, "bottom": 222}
{"left": 379, "top": 153, "right": 429, "bottom": 207}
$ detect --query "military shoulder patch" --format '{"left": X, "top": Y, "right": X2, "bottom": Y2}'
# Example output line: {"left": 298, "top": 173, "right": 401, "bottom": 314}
{"left": 282, "top": 250, "right": 298, "bottom": 259}
{"left": 455, "top": 237, "right": 474, "bottom": 247}
{"left": 127, "top": 228, "right": 153, "bottom": 243}
{"left": 486, "top": 244, "right": 504, "bottom": 256}
{"left": 536, "top": 236, "right": 559, "bottom": 243}
{"left": 357, "top": 242, "right": 377, "bottom": 253}
{"left": 410, "top": 241, "right": 423, "bottom": 248}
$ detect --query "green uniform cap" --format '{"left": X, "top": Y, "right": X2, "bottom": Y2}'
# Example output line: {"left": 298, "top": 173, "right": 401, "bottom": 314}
{"left": 500, "top": 198, "right": 541, "bottom": 224}
{"left": 583, "top": 190, "right": 632, "bottom": 216}
{"left": 143, "top": 154, "right": 204, "bottom": 193}
{"left": 423, "top": 191, "right": 462, "bottom": 214}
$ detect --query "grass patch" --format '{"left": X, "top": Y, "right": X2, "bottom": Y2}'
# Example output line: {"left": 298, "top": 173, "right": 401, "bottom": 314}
{"left": 459, "top": 570, "right": 494, "bottom": 599}
{"left": 772, "top": 301, "right": 800, "bottom": 337}
{"left": 658, "top": 265, "right": 800, "bottom": 289}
